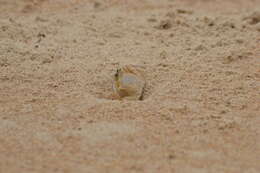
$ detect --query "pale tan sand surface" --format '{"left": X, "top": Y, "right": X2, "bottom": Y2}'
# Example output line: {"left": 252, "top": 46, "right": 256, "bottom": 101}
{"left": 0, "top": 0, "right": 260, "bottom": 172}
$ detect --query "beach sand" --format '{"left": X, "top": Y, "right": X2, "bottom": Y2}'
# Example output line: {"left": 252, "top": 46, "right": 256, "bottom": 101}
{"left": 0, "top": 0, "right": 260, "bottom": 172}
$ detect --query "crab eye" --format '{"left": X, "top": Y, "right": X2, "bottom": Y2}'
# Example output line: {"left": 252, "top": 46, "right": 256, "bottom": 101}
{"left": 114, "top": 69, "right": 120, "bottom": 78}
{"left": 114, "top": 72, "right": 118, "bottom": 78}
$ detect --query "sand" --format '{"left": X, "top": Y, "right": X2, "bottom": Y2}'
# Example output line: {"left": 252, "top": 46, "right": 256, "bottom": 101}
{"left": 0, "top": 0, "right": 260, "bottom": 172}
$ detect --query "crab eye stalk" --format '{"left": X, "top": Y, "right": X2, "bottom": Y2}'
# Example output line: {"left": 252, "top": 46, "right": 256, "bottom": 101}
{"left": 114, "top": 69, "right": 120, "bottom": 79}
{"left": 114, "top": 73, "right": 118, "bottom": 78}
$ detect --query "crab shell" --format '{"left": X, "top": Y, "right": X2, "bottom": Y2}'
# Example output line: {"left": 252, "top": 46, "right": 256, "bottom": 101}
{"left": 112, "top": 65, "right": 146, "bottom": 100}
